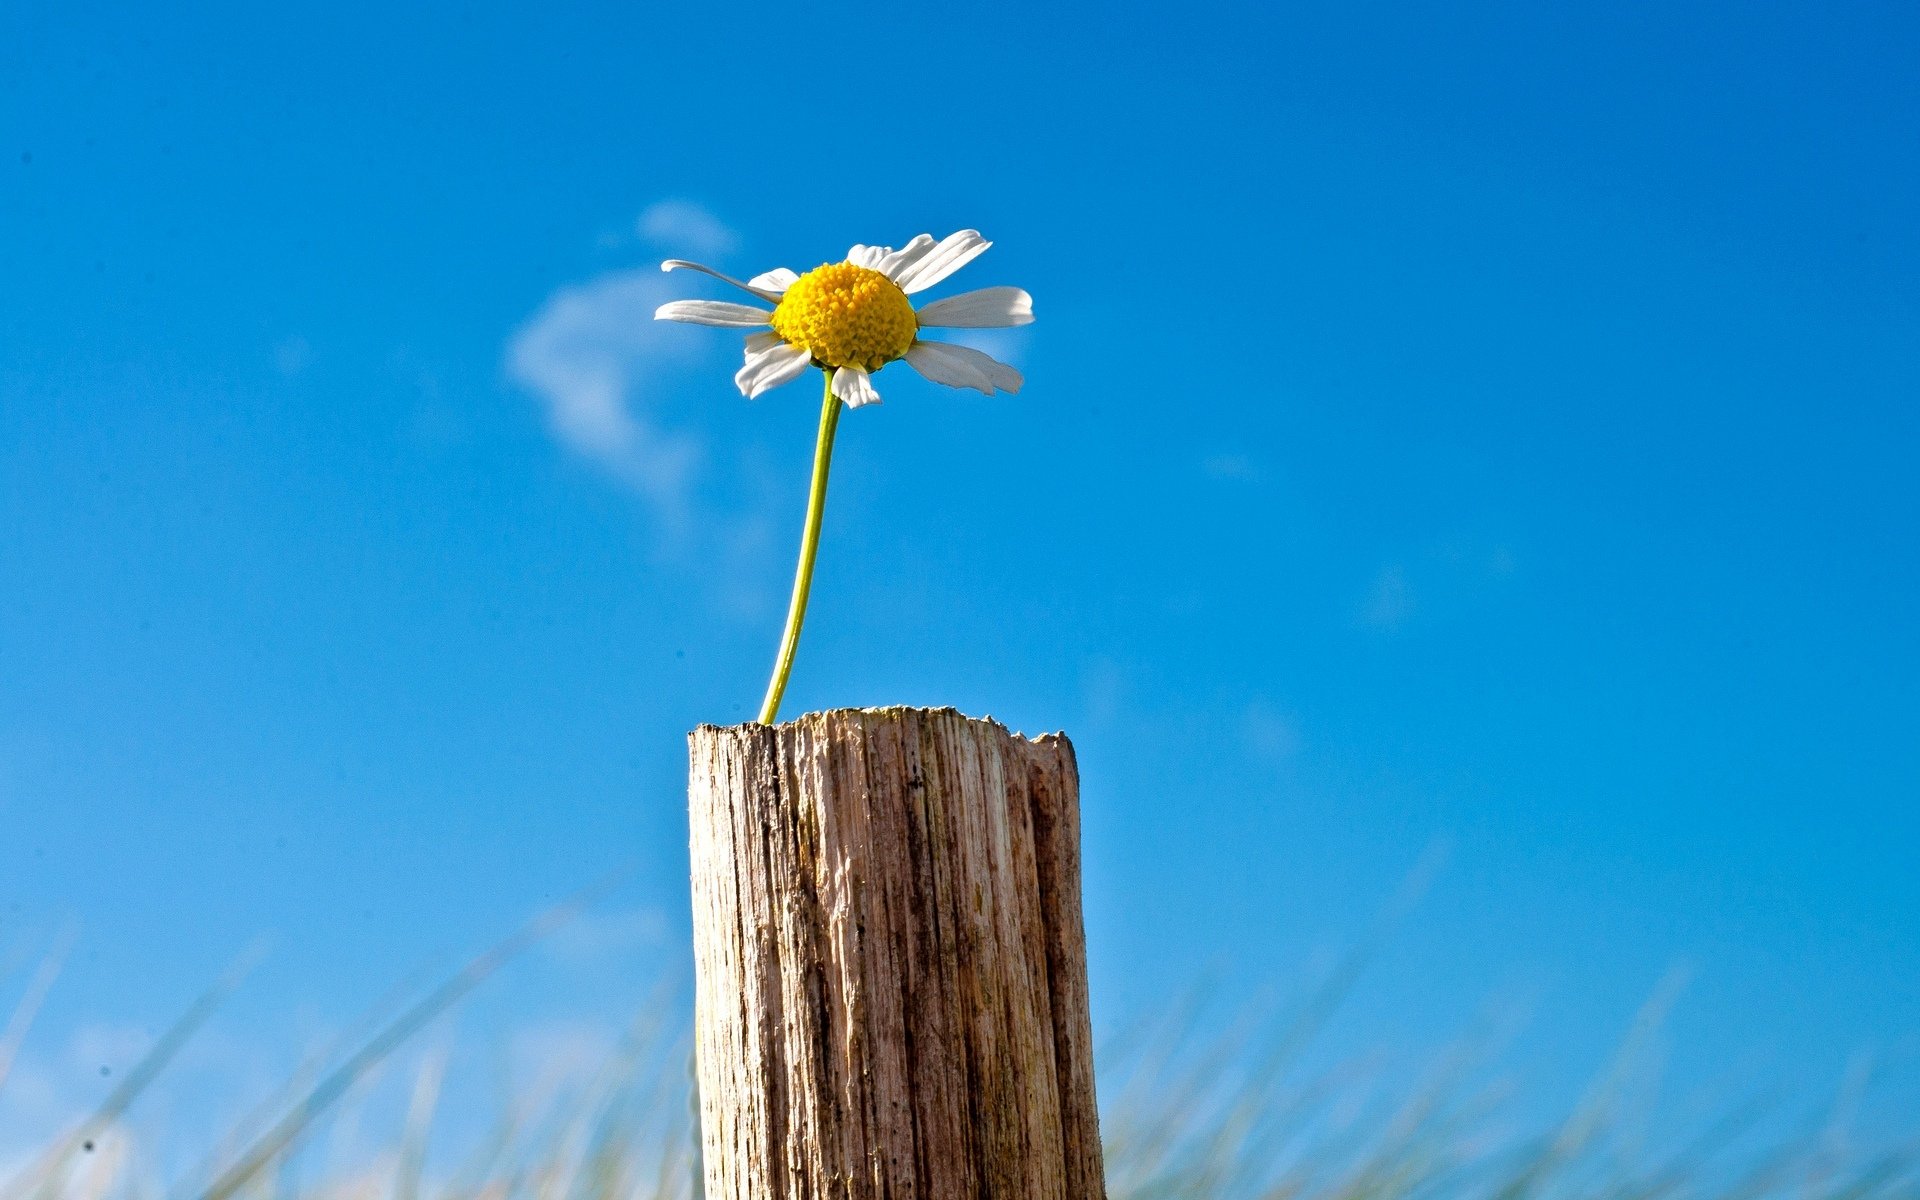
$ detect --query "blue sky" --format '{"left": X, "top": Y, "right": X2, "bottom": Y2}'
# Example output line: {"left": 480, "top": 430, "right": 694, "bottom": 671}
{"left": 3, "top": 0, "right": 1917, "bottom": 1161}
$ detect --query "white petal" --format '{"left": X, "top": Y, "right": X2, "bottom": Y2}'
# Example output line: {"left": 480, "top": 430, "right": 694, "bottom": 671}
{"left": 748, "top": 267, "right": 800, "bottom": 294}
{"left": 734, "top": 335, "right": 812, "bottom": 398}
{"left": 660, "top": 259, "right": 783, "bottom": 302}
{"left": 904, "top": 340, "right": 1023, "bottom": 395}
{"left": 913, "top": 286, "right": 1034, "bottom": 328}
{"left": 892, "top": 230, "right": 991, "bottom": 294}
{"left": 876, "top": 234, "right": 937, "bottom": 283}
{"left": 831, "top": 366, "right": 881, "bottom": 408}
{"left": 654, "top": 300, "right": 774, "bottom": 327}
{"left": 903, "top": 341, "right": 990, "bottom": 393}
{"left": 846, "top": 244, "right": 888, "bottom": 270}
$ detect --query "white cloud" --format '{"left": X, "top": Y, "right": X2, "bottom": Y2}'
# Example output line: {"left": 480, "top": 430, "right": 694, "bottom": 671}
{"left": 507, "top": 205, "right": 794, "bottom": 615}
{"left": 507, "top": 1019, "right": 624, "bottom": 1099}
{"left": 540, "top": 906, "right": 668, "bottom": 966}
{"left": 67, "top": 1023, "right": 151, "bottom": 1076}
{"left": 1202, "top": 453, "right": 1259, "bottom": 481}
{"left": 1078, "top": 657, "right": 1128, "bottom": 728}
{"left": 506, "top": 267, "right": 708, "bottom": 522}
{"left": 1358, "top": 542, "right": 1518, "bottom": 633}
{"left": 1363, "top": 564, "right": 1414, "bottom": 631}
{"left": 1241, "top": 699, "right": 1302, "bottom": 761}
{"left": 0, "top": 1021, "right": 149, "bottom": 1168}
{"left": 507, "top": 202, "right": 760, "bottom": 526}
{"left": 273, "top": 336, "right": 311, "bottom": 377}
{"left": 637, "top": 200, "right": 739, "bottom": 258}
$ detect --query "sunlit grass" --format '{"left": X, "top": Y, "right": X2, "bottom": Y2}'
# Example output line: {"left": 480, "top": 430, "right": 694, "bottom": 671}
{"left": 5, "top": 905, "right": 1914, "bottom": 1200}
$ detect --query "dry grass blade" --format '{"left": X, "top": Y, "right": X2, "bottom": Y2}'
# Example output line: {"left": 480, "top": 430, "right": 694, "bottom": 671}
{"left": 0, "top": 927, "right": 78, "bottom": 1098}
{"left": 10, "top": 854, "right": 1916, "bottom": 1200}
{"left": 1485, "top": 966, "right": 1690, "bottom": 1200}
{"left": 191, "top": 870, "right": 630, "bottom": 1200}
{"left": 1105, "top": 848, "right": 1453, "bottom": 1200}
{"left": 391, "top": 1044, "right": 448, "bottom": 1200}
{"left": 0, "top": 944, "right": 266, "bottom": 1200}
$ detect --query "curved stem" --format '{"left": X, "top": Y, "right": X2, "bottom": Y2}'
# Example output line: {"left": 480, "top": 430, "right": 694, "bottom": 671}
{"left": 757, "top": 369, "right": 843, "bottom": 725}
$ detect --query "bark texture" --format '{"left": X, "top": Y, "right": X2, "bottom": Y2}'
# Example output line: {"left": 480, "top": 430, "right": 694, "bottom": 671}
{"left": 688, "top": 706, "right": 1105, "bottom": 1200}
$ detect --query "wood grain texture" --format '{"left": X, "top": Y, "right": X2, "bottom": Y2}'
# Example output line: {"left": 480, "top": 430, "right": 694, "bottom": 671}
{"left": 688, "top": 707, "right": 1106, "bottom": 1200}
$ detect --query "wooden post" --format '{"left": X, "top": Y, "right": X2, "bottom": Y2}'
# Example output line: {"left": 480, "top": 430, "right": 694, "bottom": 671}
{"left": 688, "top": 706, "right": 1106, "bottom": 1199}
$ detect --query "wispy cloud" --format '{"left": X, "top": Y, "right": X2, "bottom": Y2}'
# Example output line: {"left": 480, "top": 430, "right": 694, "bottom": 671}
{"left": 1201, "top": 452, "right": 1260, "bottom": 482}
{"left": 1359, "top": 542, "right": 1518, "bottom": 633}
{"left": 0, "top": 1021, "right": 150, "bottom": 1165}
{"left": 1078, "top": 657, "right": 1130, "bottom": 728}
{"left": 506, "top": 203, "right": 796, "bottom": 615}
{"left": 506, "top": 265, "right": 708, "bottom": 520}
{"left": 1363, "top": 563, "right": 1414, "bottom": 631}
{"left": 1240, "top": 698, "right": 1302, "bottom": 761}
{"left": 506, "top": 202, "right": 761, "bottom": 527}
{"left": 540, "top": 905, "right": 668, "bottom": 966}
{"left": 636, "top": 199, "right": 739, "bottom": 259}
{"left": 272, "top": 336, "right": 311, "bottom": 378}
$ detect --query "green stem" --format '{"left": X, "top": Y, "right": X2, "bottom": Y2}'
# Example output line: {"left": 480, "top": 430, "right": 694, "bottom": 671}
{"left": 757, "top": 369, "right": 843, "bottom": 725}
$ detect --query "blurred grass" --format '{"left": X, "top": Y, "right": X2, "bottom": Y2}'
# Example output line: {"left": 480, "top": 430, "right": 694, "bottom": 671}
{"left": 3, "top": 910, "right": 1914, "bottom": 1200}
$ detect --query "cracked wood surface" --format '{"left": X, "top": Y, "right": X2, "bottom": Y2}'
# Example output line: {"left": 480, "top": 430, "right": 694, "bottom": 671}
{"left": 688, "top": 707, "right": 1106, "bottom": 1199}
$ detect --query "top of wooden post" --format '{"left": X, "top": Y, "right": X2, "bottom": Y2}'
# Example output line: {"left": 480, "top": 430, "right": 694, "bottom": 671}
{"left": 687, "top": 702, "right": 1104, "bottom": 1199}
{"left": 695, "top": 698, "right": 1067, "bottom": 733}
{"left": 691, "top": 703, "right": 1075, "bottom": 751}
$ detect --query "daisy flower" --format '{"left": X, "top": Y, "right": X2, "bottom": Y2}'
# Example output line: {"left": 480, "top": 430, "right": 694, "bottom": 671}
{"left": 653, "top": 229, "right": 1032, "bottom": 407}
{"left": 651, "top": 229, "right": 1035, "bottom": 726}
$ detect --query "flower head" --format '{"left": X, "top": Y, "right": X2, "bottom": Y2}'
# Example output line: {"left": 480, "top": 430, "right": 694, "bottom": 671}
{"left": 653, "top": 230, "right": 1032, "bottom": 408}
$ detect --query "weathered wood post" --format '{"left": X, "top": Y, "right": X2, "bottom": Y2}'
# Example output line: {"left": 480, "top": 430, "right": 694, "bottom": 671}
{"left": 688, "top": 706, "right": 1106, "bottom": 1198}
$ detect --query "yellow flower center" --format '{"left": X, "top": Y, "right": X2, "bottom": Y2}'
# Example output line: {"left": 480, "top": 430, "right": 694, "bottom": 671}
{"left": 770, "top": 262, "right": 918, "bottom": 373}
